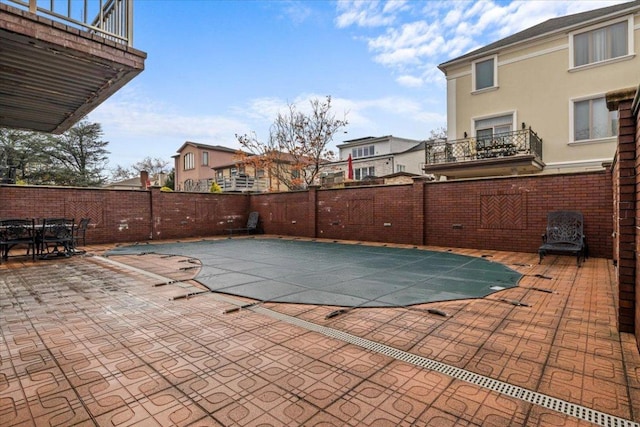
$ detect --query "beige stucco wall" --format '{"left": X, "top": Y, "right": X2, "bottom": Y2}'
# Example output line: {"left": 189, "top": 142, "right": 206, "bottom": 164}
{"left": 444, "top": 13, "right": 640, "bottom": 173}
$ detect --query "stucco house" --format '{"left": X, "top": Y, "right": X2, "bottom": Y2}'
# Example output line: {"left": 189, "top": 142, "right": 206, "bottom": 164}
{"left": 320, "top": 135, "right": 426, "bottom": 185}
{"left": 427, "top": 0, "right": 640, "bottom": 180}
{"left": 172, "top": 142, "right": 239, "bottom": 192}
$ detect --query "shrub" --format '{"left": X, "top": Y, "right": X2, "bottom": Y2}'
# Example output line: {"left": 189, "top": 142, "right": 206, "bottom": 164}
{"left": 160, "top": 186, "right": 173, "bottom": 192}
{"left": 210, "top": 182, "right": 222, "bottom": 193}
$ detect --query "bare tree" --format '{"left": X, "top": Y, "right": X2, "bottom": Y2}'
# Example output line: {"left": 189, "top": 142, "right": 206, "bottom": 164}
{"left": 110, "top": 157, "right": 170, "bottom": 182}
{"left": 236, "top": 96, "right": 348, "bottom": 190}
{"left": 429, "top": 126, "right": 447, "bottom": 140}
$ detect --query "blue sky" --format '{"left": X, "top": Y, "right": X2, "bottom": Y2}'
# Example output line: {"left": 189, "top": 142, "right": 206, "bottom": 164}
{"left": 89, "top": 0, "right": 624, "bottom": 172}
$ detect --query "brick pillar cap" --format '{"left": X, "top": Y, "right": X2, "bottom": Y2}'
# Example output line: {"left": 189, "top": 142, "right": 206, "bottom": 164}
{"left": 606, "top": 86, "right": 637, "bottom": 111}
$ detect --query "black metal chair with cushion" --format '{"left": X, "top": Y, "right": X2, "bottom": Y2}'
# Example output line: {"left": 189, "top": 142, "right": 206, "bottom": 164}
{"left": 39, "top": 218, "right": 75, "bottom": 259}
{"left": 0, "top": 218, "right": 37, "bottom": 263}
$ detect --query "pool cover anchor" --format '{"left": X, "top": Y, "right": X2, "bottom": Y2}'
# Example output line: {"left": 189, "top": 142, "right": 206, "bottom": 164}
{"left": 223, "top": 302, "right": 260, "bottom": 314}
{"left": 522, "top": 286, "right": 556, "bottom": 294}
{"left": 497, "top": 298, "right": 532, "bottom": 307}
{"left": 172, "top": 290, "right": 210, "bottom": 300}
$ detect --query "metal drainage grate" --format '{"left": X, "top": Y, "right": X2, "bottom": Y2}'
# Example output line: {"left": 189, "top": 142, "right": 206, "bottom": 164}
{"left": 253, "top": 306, "right": 639, "bottom": 427}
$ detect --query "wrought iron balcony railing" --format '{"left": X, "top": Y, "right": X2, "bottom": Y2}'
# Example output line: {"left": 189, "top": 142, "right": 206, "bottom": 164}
{"left": 3, "top": 0, "right": 133, "bottom": 46}
{"left": 425, "top": 128, "right": 543, "bottom": 166}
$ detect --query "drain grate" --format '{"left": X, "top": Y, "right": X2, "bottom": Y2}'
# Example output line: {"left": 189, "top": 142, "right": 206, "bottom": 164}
{"left": 253, "top": 306, "right": 639, "bottom": 427}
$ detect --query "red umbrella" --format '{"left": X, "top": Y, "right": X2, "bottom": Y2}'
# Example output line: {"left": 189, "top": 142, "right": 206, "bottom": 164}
{"left": 347, "top": 154, "right": 353, "bottom": 180}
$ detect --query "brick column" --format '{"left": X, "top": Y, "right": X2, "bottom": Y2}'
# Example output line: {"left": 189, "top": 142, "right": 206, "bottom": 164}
{"left": 308, "top": 185, "right": 319, "bottom": 238}
{"left": 606, "top": 87, "right": 637, "bottom": 336}
{"left": 412, "top": 177, "right": 427, "bottom": 246}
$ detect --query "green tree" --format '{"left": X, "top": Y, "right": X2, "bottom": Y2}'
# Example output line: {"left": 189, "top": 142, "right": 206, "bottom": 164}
{"left": 0, "top": 127, "right": 48, "bottom": 183}
{"left": 39, "top": 119, "right": 110, "bottom": 186}
{"left": 236, "top": 96, "right": 348, "bottom": 191}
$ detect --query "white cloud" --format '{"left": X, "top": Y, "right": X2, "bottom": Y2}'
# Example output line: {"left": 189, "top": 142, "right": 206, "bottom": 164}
{"left": 396, "top": 75, "right": 423, "bottom": 88}
{"left": 335, "top": 0, "right": 400, "bottom": 28}
{"left": 281, "top": 0, "right": 313, "bottom": 25}
{"left": 334, "top": 0, "right": 627, "bottom": 93}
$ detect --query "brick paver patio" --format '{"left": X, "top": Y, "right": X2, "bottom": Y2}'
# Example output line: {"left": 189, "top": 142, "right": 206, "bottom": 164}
{"left": 1, "top": 236, "right": 639, "bottom": 426}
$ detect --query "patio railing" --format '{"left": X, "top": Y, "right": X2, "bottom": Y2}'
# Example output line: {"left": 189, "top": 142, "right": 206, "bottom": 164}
{"left": 2, "top": 0, "right": 133, "bottom": 46}
{"left": 217, "top": 176, "right": 268, "bottom": 193}
{"left": 425, "top": 128, "right": 543, "bottom": 165}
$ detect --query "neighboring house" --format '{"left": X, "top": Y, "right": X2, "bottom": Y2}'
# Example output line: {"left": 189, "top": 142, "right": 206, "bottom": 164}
{"left": 104, "top": 172, "right": 167, "bottom": 190}
{"left": 213, "top": 152, "right": 301, "bottom": 193}
{"left": 320, "top": 135, "right": 425, "bottom": 185}
{"left": 429, "top": 0, "right": 640, "bottom": 180}
{"left": 173, "top": 142, "right": 239, "bottom": 192}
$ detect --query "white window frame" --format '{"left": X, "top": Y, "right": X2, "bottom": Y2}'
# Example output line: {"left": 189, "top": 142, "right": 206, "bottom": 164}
{"left": 183, "top": 152, "right": 195, "bottom": 170}
{"left": 352, "top": 145, "right": 376, "bottom": 159}
{"left": 569, "top": 94, "right": 618, "bottom": 144}
{"left": 569, "top": 16, "right": 634, "bottom": 70}
{"left": 471, "top": 55, "right": 498, "bottom": 93}
{"left": 471, "top": 111, "right": 516, "bottom": 139}
{"left": 354, "top": 166, "right": 375, "bottom": 181}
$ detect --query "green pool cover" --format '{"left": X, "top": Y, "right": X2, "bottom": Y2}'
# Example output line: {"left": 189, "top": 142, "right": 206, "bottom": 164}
{"left": 106, "top": 238, "right": 522, "bottom": 307}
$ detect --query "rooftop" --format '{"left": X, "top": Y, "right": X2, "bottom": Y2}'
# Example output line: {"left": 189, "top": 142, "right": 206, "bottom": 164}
{"left": 1, "top": 236, "right": 639, "bottom": 426}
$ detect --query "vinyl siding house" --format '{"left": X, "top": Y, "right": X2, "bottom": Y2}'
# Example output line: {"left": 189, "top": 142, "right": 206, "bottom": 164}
{"left": 320, "top": 136, "right": 426, "bottom": 186}
{"left": 173, "top": 142, "right": 239, "bottom": 192}
{"left": 428, "top": 0, "right": 640, "bottom": 180}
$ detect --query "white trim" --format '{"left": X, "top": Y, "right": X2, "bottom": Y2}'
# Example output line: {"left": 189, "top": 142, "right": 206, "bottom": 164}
{"left": 447, "top": 79, "right": 457, "bottom": 140}
{"left": 568, "top": 15, "right": 633, "bottom": 69}
{"left": 498, "top": 44, "right": 568, "bottom": 67}
{"left": 471, "top": 54, "right": 498, "bottom": 92}
{"left": 543, "top": 158, "right": 612, "bottom": 172}
{"left": 568, "top": 53, "right": 635, "bottom": 72}
{"left": 567, "top": 136, "right": 617, "bottom": 146}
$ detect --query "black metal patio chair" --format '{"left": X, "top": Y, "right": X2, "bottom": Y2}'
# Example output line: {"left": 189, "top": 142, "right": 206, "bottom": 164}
{"left": 39, "top": 218, "right": 75, "bottom": 259}
{"left": 226, "top": 211, "right": 260, "bottom": 236}
{"left": 0, "top": 218, "right": 37, "bottom": 263}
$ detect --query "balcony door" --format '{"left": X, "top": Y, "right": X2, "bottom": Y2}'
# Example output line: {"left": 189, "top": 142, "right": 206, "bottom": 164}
{"left": 475, "top": 114, "right": 513, "bottom": 149}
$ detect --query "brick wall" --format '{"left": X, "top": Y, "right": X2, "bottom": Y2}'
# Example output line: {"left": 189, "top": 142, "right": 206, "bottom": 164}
{"left": 636, "top": 93, "right": 640, "bottom": 345}
{"left": 0, "top": 172, "right": 613, "bottom": 256}
{"left": 423, "top": 172, "right": 612, "bottom": 257}
{"left": 0, "top": 186, "right": 251, "bottom": 244}
{"left": 607, "top": 86, "right": 638, "bottom": 342}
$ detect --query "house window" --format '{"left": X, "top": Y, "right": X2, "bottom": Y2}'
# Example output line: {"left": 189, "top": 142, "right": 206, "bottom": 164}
{"left": 216, "top": 170, "right": 223, "bottom": 179}
{"left": 354, "top": 166, "right": 375, "bottom": 180}
{"left": 183, "top": 152, "right": 195, "bottom": 170}
{"left": 256, "top": 169, "right": 265, "bottom": 178}
{"left": 202, "top": 151, "right": 209, "bottom": 166}
{"left": 396, "top": 164, "right": 406, "bottom": 172}
{"left": 474, "top": 114, "right": 513, "bottom": 143}
{"left": 573, "top": 20, "right": 629, "bottom": 67}
{"left": 572, "top": 96, "right": 618, "bottom": 141}
{"left": 230, "top": 168, "right": 238, "bottom": 176}
{"left": 352, "top": 145, "right": 375, "bottom": 158}
{"left": 472, "top": 56, "right": 496, "bottom": 91}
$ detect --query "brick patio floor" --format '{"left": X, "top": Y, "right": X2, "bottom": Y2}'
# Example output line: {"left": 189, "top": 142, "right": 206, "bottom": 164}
{"left": 1, "top": 236, "right": 639, "bottom": 426}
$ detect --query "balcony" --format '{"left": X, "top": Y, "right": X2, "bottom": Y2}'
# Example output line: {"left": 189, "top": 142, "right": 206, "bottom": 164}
{"left": 423, "top": 128, "right": 545, "bottom": 179}
{"left": 0, "top": 0, "right": 146, "bottom": 133}
{"left": 217, "top": 176, "right": 268, "bottom": 193}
